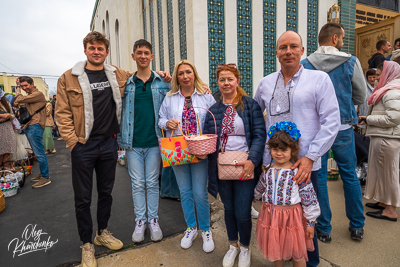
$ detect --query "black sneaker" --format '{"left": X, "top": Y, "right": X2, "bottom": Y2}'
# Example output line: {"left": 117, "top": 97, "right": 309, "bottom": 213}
{"left": 349, "top": 227, "right": 364, "bottom": 241}
{"left": 316, "top": 228, "right": 332, "bottom": 243}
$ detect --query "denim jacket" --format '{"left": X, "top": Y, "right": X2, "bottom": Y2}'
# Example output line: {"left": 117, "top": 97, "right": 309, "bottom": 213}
{"left": 302, "top": 56, "right": 359, "bottom": 125}
{"left": 118, "top": 71, "right": 170, "bottom": 149}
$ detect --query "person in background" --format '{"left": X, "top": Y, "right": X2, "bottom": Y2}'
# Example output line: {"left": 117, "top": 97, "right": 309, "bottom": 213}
{"left": 368, "top": 40, "right": 391, "bottom": 69}
{"left": 203, "top": 63, "right": 266, "bottom": 267}
{"left": 386, "top": 38, "right": 400, "bottom": 60}
{"left": 0, "top": 89, "right": 16, "bottom": 169}
{"left": 43, "top": 101, "right": 56, "bottom": 154}
{"left": 361, "top": 61, "right": 400, "bottom": 222}
{"left": 14, "top": 76, "right": 50, "bottom": 188}
{"left": 301, "top": 22, "right": 366, "bottom": 243}
{"left": 51, "top": 95, "right": 61, "bottom": 139}
{"left": 358, "top": 69, "right": 377, "bottom": 118}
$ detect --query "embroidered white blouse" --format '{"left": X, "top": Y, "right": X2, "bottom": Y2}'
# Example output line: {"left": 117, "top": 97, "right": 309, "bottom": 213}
{"left": 254, "top": 167, "right": 321, "bottom": 227}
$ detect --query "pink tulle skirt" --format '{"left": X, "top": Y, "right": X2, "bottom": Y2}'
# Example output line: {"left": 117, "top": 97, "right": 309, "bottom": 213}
{"left": 256, "top": 203, "right": 314, "bottom": 262}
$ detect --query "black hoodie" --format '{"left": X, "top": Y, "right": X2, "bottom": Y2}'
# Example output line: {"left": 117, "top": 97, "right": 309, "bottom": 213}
{"left": 368, "top": 52, "right": 386, "bottom": 69}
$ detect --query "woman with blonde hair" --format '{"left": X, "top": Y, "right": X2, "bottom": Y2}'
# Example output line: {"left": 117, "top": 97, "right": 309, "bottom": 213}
{"left": 159, "top": 60, "right": 216, "bottom": 252}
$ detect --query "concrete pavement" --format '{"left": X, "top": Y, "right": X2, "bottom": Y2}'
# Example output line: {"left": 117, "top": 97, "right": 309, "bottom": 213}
{"left": 86, "top": 177, "right": 400, "bottom": 267}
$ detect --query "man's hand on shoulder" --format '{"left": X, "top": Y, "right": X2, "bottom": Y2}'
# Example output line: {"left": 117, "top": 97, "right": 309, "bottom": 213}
{"left": 158, "top": 71, "right": 172, "bottom": 83}
{"left": 291, "top": 156, "right": 314, "bottom": 184}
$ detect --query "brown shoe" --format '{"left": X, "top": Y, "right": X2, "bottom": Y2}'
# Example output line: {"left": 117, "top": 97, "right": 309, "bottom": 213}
{"left": 32, "top": 177, "right": 51, "bottom": 188}
{"left": 94, "top": 229, "right": 123, "bottom": 250}
{"left": 81, "top": 243, "right": 97, "bottom": 267}
{"left": 30, "top": 174, "right": 41, "bottom": 182}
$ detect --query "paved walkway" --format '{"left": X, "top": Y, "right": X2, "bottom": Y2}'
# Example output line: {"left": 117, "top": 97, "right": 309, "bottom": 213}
{"left": 88, "top": 174, "right": 400, "bottom": 267}
{"left": 2, "top": 140, "right": 399, "bottom": 266}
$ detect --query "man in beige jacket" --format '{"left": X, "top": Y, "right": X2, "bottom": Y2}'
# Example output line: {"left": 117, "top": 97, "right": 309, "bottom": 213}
{"left": 14, "top": 76, "right": 50, "bottom": 188}
{"left": 56, "top": 31, "right": 171, "bottom": 267}
{"left": 56, "top": 32, "right": 129, "bottom": 267}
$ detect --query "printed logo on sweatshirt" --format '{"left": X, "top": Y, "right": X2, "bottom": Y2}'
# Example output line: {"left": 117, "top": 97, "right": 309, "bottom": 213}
{"left": 90, "top": 81, "right": 111, "bottom": 91}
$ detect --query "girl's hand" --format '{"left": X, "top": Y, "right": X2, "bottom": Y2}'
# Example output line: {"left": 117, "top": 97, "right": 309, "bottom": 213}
{"left": 195, "top": 154, "right": 207, "bottom": 159}
{"left": 306, "top": 226, "right": 314, "bottom": 239}
{"left": 238, "top": 160, "right": 255, "bottom": 181}
{"left": 166, "top": 119, "right": 180, "bottom": 130}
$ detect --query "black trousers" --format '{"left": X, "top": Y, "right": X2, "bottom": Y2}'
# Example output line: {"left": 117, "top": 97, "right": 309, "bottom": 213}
{"left": 71, "top": 136, "right": 118, "bottom": 243}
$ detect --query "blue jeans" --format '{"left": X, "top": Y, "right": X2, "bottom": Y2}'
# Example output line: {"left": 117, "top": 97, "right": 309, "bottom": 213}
{"left": 172, "top": 159, "right": 210, "bottom": 231}
{"left": 126, "top": 147, "right": 161, "bottom": 222}
{"left": 317, "top": 128, "right": 365, "bottom": 234}
{"left": 217, "top": 178, "right": 257, "bottom": 247}
{"left": 24, "top": 124, "right": 49, "bottom": 179}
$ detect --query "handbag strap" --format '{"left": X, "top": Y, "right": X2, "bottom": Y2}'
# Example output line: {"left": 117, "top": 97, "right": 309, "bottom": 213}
{"left": 33, "top": 104, "right": 46, "bottom": 115}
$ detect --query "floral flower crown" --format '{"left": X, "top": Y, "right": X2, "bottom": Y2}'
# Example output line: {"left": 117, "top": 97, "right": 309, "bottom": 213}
{"left": 267, "top": 121, "right": 301, "bottom": 141}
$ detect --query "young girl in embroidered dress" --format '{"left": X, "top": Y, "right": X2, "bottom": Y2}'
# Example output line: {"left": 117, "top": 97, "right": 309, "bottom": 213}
{"left": 254, "top": 121, "right": 320, "bottom": 267}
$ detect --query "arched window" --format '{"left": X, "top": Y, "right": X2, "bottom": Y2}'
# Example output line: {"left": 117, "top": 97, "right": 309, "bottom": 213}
{"left": 115, "top": 19, "right": 121, "bottom": 67}
{"left": 106, "top": 11, "right": 112, "bottom": 64}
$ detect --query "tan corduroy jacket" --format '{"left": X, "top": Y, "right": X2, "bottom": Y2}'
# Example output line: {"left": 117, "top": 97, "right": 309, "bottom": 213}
{"left": 14, "top": 90, "right": 47, "bottom": 129}
{"left": 366, "top": 79, "right": 400, "bottom": 139}
{"left": 55, "top": 61, "right": 130, "bottom": 147}
{"left": 45, "top": 102, "right": 54, "bottom": 127}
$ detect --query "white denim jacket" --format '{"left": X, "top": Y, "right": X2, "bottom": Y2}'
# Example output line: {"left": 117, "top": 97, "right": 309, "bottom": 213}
{"left": 159, "top": 89, "right": 216, "bottom": 137}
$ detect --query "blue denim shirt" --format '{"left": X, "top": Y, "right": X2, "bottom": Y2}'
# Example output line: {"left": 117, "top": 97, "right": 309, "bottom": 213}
{"left": 118, "top": 71, "right": 170, "bottom": 149}
{"left": 302, "top": 56, "right": 358, "bottom": 125}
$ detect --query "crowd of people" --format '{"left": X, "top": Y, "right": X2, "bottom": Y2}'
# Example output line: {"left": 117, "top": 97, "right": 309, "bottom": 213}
{"left": 0, "top": 78, "right": 61, "bottom": 188}
{"left": 2, "top": 22, "right": 400, "bottom": 267}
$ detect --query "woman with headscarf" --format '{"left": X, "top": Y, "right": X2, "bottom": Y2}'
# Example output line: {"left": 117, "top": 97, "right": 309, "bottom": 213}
{"left": 361, "top": 61, "right": 400, "bottom": 221}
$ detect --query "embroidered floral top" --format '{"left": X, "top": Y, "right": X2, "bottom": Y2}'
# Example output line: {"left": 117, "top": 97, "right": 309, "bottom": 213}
{"left": 254, "top": 167, "right": 320, "bottom": 227}
{"left": 181, "top": 97, "right": 197, "bottom": 135}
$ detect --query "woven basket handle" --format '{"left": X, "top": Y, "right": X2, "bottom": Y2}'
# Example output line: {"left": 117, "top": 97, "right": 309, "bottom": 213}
{"left": 192, "top": 107, "right": 217, "bottom": 136}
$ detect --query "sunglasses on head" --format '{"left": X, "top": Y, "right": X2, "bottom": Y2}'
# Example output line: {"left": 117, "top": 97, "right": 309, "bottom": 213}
{"left": 217, "top": 63, "right": 237, "bottom": 69}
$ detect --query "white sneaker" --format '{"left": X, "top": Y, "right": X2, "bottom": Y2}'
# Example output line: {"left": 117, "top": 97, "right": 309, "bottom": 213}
{"left": 251, "top": 206, "right": 259, "bottom": 219}
{"left": 132, "top": 219, "right": 146, "bottom": 243}
{"left": 222, "top": 245, "right": 239, "bottom": 267}
{"left": 201, "top": 230, "right": 215, "bottom": 253}
{"left": 180, "top": 227, "right": 198, "bottom": 249}
{"left": 149, "top": 218, "right": 163, "bottom": 241}
{"left": 238, "top": 246, "right": 251, "bottom": 267}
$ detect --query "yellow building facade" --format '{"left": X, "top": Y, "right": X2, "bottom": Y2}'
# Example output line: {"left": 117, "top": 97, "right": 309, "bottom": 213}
{"left": 356, "top": 1, "right": 400, "bottom": 29}
{"left": 0, "top": 73, "right": 49, "bottom": 100}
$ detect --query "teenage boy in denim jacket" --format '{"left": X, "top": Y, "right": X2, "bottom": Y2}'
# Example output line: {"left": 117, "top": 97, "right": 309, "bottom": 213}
{"left": 301, "top": 23, "right": 366, "bottom": 243}
{"left": 118, "top": 39, "right": 170, "bottom": 244}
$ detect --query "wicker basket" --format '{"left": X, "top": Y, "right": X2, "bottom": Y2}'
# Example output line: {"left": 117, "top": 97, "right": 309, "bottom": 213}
{"left": 0, "top": 190, "right": 5, "bottom": 213}
{"left": 0, "top": 170, "right": 19, "bottom": 197}
{"left": 327, "top": 170, "right": 339, "bottom": 181}
{"left": 184, "top": 107, "right": 218, "bottom": 155}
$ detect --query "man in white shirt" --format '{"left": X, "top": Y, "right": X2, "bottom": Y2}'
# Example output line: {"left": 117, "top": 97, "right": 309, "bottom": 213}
{"left": 254, "top": 30, "right": 340, "bottom": 267}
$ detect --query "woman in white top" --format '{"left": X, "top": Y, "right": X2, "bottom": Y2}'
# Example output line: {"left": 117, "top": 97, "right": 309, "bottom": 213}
{"left": 159, "top": 60, "right": 216, "bottom": 253}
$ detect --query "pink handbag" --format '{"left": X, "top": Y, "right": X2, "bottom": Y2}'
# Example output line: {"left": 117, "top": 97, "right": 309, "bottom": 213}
{"left": 217, "top": 137, "right": 253, "bottom": 180}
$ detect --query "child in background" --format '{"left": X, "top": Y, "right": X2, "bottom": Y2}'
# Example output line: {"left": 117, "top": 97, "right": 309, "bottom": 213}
{"left": 254, "top": 122, "right": 320, "bottom": 267}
